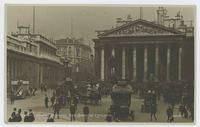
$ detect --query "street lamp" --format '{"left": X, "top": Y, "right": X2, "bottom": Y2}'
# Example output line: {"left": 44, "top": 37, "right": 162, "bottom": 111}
{"left": 64, "top": 58, "right": 69, "bottom": 81}
{"left": 76, "top": 64, "right": 79, "bottom": 81}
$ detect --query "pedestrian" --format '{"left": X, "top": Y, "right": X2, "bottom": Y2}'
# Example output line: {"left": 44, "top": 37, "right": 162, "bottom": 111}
{"left": 83, "top": 104, "right": 89, "bottom": 122}
{"left": 53, "top": 101, "right": 60, "bottom": 119}
{"left": 56, "top": 87, "right": 60, "bottom": 97}
{"left": 29, "top": 86, "right": 33, "bottom": 96}
{"left": 24, "top": 111, "right": 29, "bottom": 122}
{"left": 150, "top": 104, "right": 157, "bottom": 121}
{"left": 106, "top": 112, "right": 113, "bottom": 122}
{"left": 179, "top": 104, "right": 184, "bottom": 117}
{"left": 73, "top": 96, "right": 78, "bottom": 110}
{"left": 189, "top": 106, "right": 194, "bottom": 120}
{"left": 129, "top": 110, "right": 135, "bottom": 121}
{"left": 11, "top": 108, "right": 17, "bottom": 117}
{"left": 45, "top": 94, "right": 49, "bottom": 108}
{"left": 15, "top": 109, "right": 22, "bottom": 122}
{"left": 70, "top": 104, "right": 76, "bottom": 121}
{"left": 47, "top": 114, "right": 54, "bottom": 122}
{"left": 183, "top": 106, "right": 188, "bottom": 119}
{"left": 50, "top": 95, "right": 55, "bottom": 107}
{"left": 10, "top": 108, "right": 17, "bottom": 121}
{"left": 28, "top": 109, "right": 35, "bottom": 122}
{"left": 8, "top": 108, "right": 17, "bottom": 122}
{"left": 8, "top": 115, "right": 15, "bottom": 122}
{"left": 166, "top": 106, "right": 174, "bottom": 122}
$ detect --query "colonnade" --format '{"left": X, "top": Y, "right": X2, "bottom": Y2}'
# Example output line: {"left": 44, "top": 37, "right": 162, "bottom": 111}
{"left": 99, "top": 44, "right": 182, "bottom": 82}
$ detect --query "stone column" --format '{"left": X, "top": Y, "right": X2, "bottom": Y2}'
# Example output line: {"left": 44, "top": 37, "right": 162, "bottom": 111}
{"left": 36, "top": 63, "right": 40, "bottom": 88}
{"left": 111, "top": 47, "right": 115, "bottom": 57}
{"left": 143, "top": 46, "right": 148, "bottom": 81}
{"left": 100, "top": 47, "right": 105, "bottom": 81}
{"left": 178, "top": 46, "right": 182, "bottom": 80}
{"left": 155, "top": 45, "right": 159, "bottom": 82}
{"left": 122, "top": 46, "right": 126, "bottom": 80}
{"left": 133, "top": 46, "right": 137, "bottom": 81}
{"left": 111, "top": 47, "right": 115, "bottom": 75}
{"left": 166, "top": 45, "right": 171, "bottom": 81}
{"left": 13, "top": 60, "right": 16, "bottom": 79}
{"left": 40, "top": 64, "right": 43, "bottom": 84}
{"left": 15, "top": 60, "right": 18, "bottom": 79}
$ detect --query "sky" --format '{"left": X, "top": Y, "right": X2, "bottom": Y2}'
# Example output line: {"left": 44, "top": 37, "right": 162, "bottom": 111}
{"left": 6, "top": 5, "right": 195, "bottom": 48}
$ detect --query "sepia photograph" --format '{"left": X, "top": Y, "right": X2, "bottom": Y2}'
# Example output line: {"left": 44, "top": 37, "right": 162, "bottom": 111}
{"left": 5, "top": 5, "right": 195, "bottom": 123}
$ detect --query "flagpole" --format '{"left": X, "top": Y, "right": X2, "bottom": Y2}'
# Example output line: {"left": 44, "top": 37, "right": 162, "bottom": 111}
{"left": 33, "top": 6, "right": 35, "bottom": 34}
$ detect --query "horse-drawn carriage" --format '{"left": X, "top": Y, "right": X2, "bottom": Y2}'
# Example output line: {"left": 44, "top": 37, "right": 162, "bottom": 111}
{"left": 79, "top": 83, "right": 101, "bottom": 105}
{"left": 11, "top": 80, "right": 30, "bottom": 99}
{"left": 55, "top": 80, "right": 101, "bottom": 105}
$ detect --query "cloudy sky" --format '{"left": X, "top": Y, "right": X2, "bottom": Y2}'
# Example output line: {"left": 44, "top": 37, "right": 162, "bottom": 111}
{"left": 6, "top": 5, "right": 195, "bottom": 47}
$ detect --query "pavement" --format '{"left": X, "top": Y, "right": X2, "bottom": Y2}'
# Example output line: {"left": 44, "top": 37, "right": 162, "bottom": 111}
{"left": 6, "top": 89, "right": 193, "bottom": 123}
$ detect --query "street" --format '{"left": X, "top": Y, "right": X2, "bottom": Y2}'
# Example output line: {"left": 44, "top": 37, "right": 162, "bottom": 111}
{"left": 7, "top": 89, "right": 193, "bottom": 123}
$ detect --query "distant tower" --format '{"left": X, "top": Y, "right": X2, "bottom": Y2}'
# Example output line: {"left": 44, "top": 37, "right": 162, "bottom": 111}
{"left": 157, "top": 7, "right": 167, "bottom": 25}
{"left": 17, "top": 26, "right": 30, "bottom": 34}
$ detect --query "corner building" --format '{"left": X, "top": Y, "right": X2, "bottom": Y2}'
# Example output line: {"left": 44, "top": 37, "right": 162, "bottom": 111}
{"left": 93, "top": 19, "right": 194, "bottom": 83}
{"left": 7, "top": 26, "right": 65, "bottom": 92}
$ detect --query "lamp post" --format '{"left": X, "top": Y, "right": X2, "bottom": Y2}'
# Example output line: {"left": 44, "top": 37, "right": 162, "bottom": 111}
{"left": 76, "top": 64, "right": 79, "bottom": 81}
{"left": 64, "top": 58, "right": 69, "bottom": 81}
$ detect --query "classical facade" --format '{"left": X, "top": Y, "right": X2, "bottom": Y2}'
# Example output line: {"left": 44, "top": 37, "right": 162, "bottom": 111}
{"left": 56, "top": 37, "right": 93, "bottom": 81}
{"left": 7, "top": 26, "right": 65, "bottom": 92}
{"left": 93, "top": 10, "right": 194, "bottom": 83}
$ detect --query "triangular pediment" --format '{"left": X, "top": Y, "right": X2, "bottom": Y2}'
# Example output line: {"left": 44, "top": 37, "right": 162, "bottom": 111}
{"left": 98, "top": 19, "right": 183, "bottom": 37}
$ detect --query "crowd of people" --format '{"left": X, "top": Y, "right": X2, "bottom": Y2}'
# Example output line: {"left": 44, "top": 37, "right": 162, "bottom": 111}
{"left": 8, "top": 80, "right": 194, "bottom": 122}
{"left": 42, "top": 82, "right": 93, "bottom": 122}
{"left": 8, "top": 108, "right": 35, "bottom": 122}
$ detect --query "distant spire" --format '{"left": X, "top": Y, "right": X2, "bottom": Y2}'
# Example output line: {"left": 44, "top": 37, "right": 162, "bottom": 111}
{"left": 70, "top": 16, "right": 73, "bottom": 38}
{"left": 139, "top": 7, "right": 143, "bottom": 19}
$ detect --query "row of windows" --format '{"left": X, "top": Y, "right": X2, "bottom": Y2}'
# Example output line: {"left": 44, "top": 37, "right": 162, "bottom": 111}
{"left": 40, "top": 45, "right": 56, "bottom": 57}
{"left": 7, "top": 42, "right": 37, "bottom": 55}
{"left": 57, "top": 46, "right": 81, "bottom": 57}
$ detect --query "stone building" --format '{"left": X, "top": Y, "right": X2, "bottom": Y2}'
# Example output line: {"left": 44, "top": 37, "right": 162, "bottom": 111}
{"left": 7, "top": 26, "right": 65, "bottom": 92}
{"left": 56, "top": 37, "right": 93, "bottom": 81}
{"left": 93, "top": 8, "right": 194, "bottom": 83}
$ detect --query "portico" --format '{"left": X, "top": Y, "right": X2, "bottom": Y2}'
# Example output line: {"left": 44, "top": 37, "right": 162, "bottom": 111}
{"left": 94, "top": 19, "right": 185, "bottom": 82}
